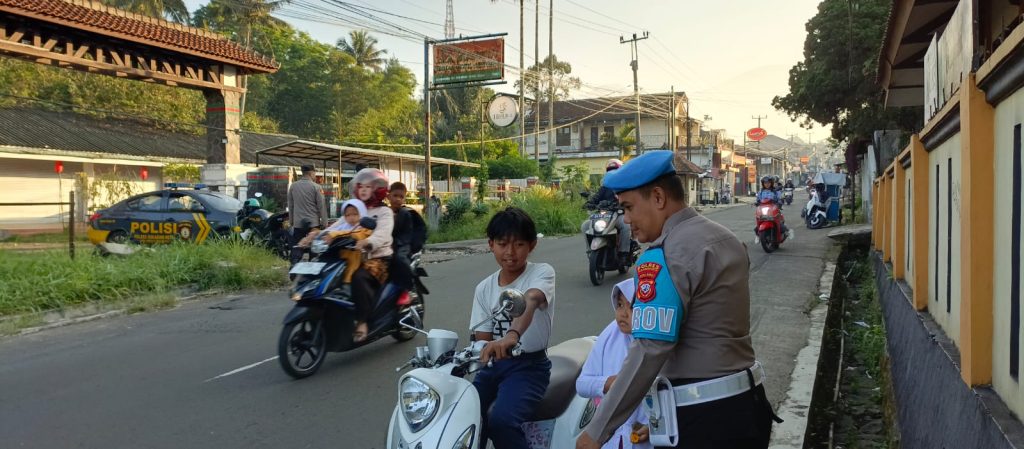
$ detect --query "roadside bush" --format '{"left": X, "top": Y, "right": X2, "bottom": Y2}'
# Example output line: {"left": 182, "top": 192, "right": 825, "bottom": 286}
{"left": 0, "top": 240, "right": 287, "bottom": 316}
{"left": 443, "top": 195, "right": 472, "bottom": 225}
{"left": 511, "top": 186, "right": 589, "bottom": 236}
{"left": 472, "top": 202, "right": 490, "bottom": 217}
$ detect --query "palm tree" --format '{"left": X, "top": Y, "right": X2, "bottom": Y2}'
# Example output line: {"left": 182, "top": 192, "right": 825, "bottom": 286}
{"left": 100, "top": 0, "right": 189, "bottom": 23}
{"left": 337, "top": 31, "right": 388, "bottom": 72}
{"left": 599, "top": 124, "right": 637, "bottom": 160}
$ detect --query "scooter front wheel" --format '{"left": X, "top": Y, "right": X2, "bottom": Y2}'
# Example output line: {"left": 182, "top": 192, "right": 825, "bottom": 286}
{"left": 278, "top": 318, "right": 327, "bottom": 379}
{"left": 760, "top": 229, "right": 776, "bottom": 253}
{"left": 588, "top": 251, "right": 605, "bottom": 286}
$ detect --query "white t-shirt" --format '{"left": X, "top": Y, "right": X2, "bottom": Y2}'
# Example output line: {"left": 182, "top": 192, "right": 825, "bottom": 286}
{"left": 469, "top": 262, "right": 556, "bottom": 353}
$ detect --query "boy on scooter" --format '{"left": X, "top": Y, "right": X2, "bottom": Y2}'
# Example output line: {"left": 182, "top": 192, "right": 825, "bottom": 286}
{"left": 471, "top": 207, "right": 556, "bottom": 449}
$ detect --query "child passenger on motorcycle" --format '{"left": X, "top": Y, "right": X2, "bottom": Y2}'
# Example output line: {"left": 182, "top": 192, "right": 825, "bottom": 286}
{"left": 576, "top": 278, "right": 652, "bottom": 449}
{"left": 319, "top": 198, "right": 371, "bottom": 291}
{"left": 471, "top": 207, "right": 556, "bottom": 449}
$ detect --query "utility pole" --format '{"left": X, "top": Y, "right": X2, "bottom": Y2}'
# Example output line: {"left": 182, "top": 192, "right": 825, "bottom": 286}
{"left": 669, "top": 86, "right": 674, "bottom": 151}
{"left": 685, "top": 97, "right": 692, "bottom": 160}
{"left": 423, "top": 38, "right": 433, "bottom": 221}
{"left": 752, "top": 114, "right": 766, "bottom": 173}
{"left": 547, "top": 0, "right": 554, "bottom": 161}
{"left": 519, "top": 0, "right": 525, "bottom": 157}
{"left": 533, "top": 0, "right": 540, "bottom": 162}
{"left": 620, "top": 31, "right": 649, "bottom": 156}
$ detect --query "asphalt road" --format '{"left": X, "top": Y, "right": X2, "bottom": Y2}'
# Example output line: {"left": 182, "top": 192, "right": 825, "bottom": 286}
{"left": 0, "top": 196, "right": 835, "bottom": 449}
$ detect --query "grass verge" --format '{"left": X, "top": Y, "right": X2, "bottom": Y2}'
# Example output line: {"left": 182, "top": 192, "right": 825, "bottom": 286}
{"left": 428, "top": 187, "right": 589, "bottom": 244}
{"left": 0, "top": 239, "right": 288, "bottom": 318}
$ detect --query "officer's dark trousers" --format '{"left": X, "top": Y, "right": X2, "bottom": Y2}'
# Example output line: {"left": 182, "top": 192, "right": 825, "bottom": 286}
{"left": 665, "top": 384, "right": 774, "bottom": 449}
{"left": 473, "top": 353, "right": 551, "bottom": 449}
{"left": 289, "top": 227, "right": 310, "bottom": 266}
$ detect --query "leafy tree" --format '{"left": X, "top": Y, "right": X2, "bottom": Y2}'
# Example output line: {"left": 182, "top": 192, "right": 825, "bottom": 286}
{"left": 191, "top": 0, "right": 291, "bottom": 49}
{"left": 99, "top": 0, "right": 189, "bottom": 23}
{"left": 514, "top": 55, "right": 581, "bottom": 103}
{"left": 772, "top": 0, "right": 920, "bottom": 142}
{"left": 539, "top": 154, "right": 557, "bottom": 182}
{"left": 599, "top": 124, "right": 636, "bottom": 159}
{"left": 487, "top": 154, "right": 539, "bottom": 179}
{"left": 337, "top": 30, "right": 388, "bottom": 72}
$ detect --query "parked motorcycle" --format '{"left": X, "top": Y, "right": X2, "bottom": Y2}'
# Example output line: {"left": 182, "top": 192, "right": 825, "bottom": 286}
{"left": 582, "top": 200, "right": 640, "bottom": 286}
{"left": 386, "top": 289, "right": 597, "bottom": 449}
{"left": 277, "top": 217, "right": 428, "bottom": 379}
{"left": 803, "top": 189, "right": 827, "bottom": 229}
{"left": 782, "top": 188, "right": 794, "bottom": 205}
{"left": 237, "top": 193, "right": 290, "bottom": 259}
{"left": 755, "top": 200, "right": 790, "bottom": 253}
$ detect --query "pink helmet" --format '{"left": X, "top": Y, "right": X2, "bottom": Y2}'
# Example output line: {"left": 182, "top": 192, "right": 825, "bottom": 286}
{"left": 606, "top": 159, "right": 623, "bottom": 172}
{"left": 349, "top": 168, "right": 389, "bottom": 207}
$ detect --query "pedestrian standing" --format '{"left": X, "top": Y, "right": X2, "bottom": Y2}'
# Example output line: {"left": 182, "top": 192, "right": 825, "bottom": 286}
{"left": 287, "top": 165, "right": 327, "bottom": 266}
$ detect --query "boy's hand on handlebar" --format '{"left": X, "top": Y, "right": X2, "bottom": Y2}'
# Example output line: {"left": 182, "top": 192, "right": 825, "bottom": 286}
{"left": 479, "top": 333, "right": 518, "bottom": 364}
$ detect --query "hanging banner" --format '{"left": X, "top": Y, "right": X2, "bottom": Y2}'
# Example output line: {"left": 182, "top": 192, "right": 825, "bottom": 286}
{"left": 433, "top": 38, "right": 505, "bottom": 85}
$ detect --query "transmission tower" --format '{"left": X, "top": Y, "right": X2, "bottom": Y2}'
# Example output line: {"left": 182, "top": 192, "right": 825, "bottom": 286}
{"left": 444, "top": 0, "right": 455, "bottom": 38}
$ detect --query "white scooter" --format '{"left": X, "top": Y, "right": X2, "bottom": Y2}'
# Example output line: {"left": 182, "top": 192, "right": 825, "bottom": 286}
{"left": 803, "top": 189, "right": 828, "bottom": 229}
{"left": 385, "top": 290, "right": 597, "bottom": 449}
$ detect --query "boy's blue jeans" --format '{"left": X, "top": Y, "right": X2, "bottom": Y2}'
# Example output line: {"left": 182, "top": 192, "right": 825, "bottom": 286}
{"left": 473, "top": 353, "right": 551, "bottom": 449}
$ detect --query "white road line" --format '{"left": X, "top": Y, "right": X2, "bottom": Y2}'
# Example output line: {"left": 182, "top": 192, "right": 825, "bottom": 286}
{"left": 204, "top": 356, "right": 279, "bottom": 382}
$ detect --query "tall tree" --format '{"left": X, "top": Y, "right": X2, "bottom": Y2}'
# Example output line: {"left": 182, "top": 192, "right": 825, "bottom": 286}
{"left": 337, "top": 31, "right": 388, "bottom": 72}
{"left": 192, "top": 0, "right": 291, "bottom": 49}
{"left": 772, "top": 0, "right": 920, "bottom": 142}
{"left": 514, "top": 54, "right": 580, "bottom": 103}
{"left": 99, "top": 0, "right": 189, "bottom": 23}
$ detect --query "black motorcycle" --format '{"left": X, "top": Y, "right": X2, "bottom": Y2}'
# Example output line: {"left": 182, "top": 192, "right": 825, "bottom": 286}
{"left": 237, "top": 193, "right": 290, "bottom": 259}
{"left": 277, "top": 217, "right": 428, "bottom": 379}
{"left": 582, "top": 200, "right": 640, "bottom": 286}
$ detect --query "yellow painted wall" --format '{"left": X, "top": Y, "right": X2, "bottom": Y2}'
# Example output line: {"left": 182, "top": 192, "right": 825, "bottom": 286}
{"left": 928, "top": 133, "right": 963, "bottom": 348}
{"left": 991, "top": 86, "right": 1024, "bottom": 416}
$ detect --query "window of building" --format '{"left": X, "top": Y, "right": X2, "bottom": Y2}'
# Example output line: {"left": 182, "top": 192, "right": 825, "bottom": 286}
{"left": 556, "top": 127, "right": 570, "bottom": 146}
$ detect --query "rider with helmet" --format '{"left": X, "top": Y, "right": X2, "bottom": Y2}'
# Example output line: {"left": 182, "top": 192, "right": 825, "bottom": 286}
{"left": 582, "top": 159, "right": 633, "bottom": 261}
{"left": 755, "top": 175, "right": 791, "bottom": 239}
{"left": 349, "top": 168, "right": 395, "bottom": 342}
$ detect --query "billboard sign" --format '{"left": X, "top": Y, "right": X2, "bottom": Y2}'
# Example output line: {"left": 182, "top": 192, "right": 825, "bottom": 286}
{"left": 760, "top": 157, "right": 773, "bottom": 165}
{"left": 433, "top": 38, "right": 504, "bottom": 85}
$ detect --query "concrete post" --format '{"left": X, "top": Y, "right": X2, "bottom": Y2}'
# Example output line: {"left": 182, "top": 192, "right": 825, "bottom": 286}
{"left": 204, "top": 89, "right": 242, "bottom": 164}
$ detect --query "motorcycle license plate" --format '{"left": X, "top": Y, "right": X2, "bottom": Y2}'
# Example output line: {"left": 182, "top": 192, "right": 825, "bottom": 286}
{"left": 289, "top": 262, "right": 325, "bottom": 275}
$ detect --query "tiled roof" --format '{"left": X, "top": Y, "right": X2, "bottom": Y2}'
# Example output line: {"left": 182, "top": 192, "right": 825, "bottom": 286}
{"left": 0, "top": 107, "right": 298, "bottom": 164}
{"left": 672, "top": 152, "right": 704, "bottom": 175}
{"left": 0, "top": 0, "right": 278, "bottom": 72}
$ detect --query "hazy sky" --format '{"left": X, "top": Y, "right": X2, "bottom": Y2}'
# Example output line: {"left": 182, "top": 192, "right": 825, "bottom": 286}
{"left": 186, "top": 0, "right": 832, "bottom": 144}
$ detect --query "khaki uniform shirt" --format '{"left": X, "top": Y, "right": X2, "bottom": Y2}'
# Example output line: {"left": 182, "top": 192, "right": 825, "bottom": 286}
{"left": 584, "top": 207, "right": 755, "bottom": 443}
{"left": 287, "top": 178, "right": 327, "bottom": 230}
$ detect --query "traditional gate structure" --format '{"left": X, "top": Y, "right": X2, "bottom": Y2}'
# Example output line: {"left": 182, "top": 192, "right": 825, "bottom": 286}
{"left": 0, "top": 0, "right": 278, "bottom": 184}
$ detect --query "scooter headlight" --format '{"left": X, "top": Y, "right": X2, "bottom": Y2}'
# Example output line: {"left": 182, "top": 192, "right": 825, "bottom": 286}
{"left": 400, "top": 377, "right": 439, "bottom": 433}
{"left": 311, "top": 238, "right": 329, "bottom": 254}
{"left": 760, "top": 207, "right": 771, "bottom": 216}
{"left": 593, "top": 219, "right": 608, "bottom": 233}
{"left": 451, "top": 425, "right": 475, "bottom": 449}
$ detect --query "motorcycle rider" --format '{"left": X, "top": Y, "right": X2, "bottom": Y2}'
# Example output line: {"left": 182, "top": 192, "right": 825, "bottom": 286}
{"left": 582, "top": 159, "right": 633, "bottom": 262}
{"left": 754, "top": 176, "right": 791, "bottom": 240}
{"left": 349, "top": 169, "right": 395, "bottom": 342}
{"left": 784, "top": 179, "right": 794, "bottom": 189}
{"left": 472, "top": 207, "right": 556, "bottom": 449}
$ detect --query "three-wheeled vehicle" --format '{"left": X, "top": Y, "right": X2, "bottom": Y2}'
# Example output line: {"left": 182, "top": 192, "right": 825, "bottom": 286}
{"left": 803, "top": 172, "right": 846, "bottom": 229}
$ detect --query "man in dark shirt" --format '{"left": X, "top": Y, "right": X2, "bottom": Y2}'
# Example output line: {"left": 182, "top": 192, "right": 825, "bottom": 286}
{"left": 388, "top": 182, "right": 427, "bottom": 290}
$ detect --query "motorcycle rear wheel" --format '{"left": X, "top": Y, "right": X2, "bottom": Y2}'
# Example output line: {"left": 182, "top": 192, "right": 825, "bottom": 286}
{"left": 760, "top": 230, "right": 776, "bottom": 253}
{"left": 588, "top": 251, "right": 605, "bottom": 286}
{"left": 808, "top": 213, "right": 826, "bottom": 229}
{"left": 278, "top": 318, "right": 327, "bottom": 379}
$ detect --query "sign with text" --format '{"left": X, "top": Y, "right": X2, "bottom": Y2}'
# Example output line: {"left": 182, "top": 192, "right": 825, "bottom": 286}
{"left": 800, "top": 156, "right": 810, "bottom": 164}
{"left": 433, "top": 38, "right": 504, "bottom": 85}
{"left": 746, "top": 127, "right": 767, "bottom": 142}
{"left": 487, "top": 95, "right": 518, "bottom": 127}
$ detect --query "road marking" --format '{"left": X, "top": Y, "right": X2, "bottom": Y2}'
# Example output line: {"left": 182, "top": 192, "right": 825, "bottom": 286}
{"left": 204, "top": 356, "right": 278, "bottom": 382}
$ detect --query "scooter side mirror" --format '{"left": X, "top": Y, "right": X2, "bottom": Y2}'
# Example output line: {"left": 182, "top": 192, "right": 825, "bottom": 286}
{"left": 499, "top": 289, "right": 528, "bottom": 318}
{"left": 254, "top": 192, "right": 263, "bottom": 198}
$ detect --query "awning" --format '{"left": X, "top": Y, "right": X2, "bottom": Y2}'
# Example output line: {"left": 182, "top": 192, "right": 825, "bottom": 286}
{"left": 877, "top": 0, "right": 959, "bottom": 107}
{"left": 255, "top": 140, "right": 479, "bottom": 168}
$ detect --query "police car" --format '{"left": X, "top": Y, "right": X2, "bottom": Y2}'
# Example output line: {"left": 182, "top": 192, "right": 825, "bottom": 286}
{"left": 87, "top": 184, "right": 242, "bottom": 246}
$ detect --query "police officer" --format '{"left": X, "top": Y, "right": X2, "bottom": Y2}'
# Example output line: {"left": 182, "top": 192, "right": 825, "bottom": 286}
{"left": 576, "top": 151, "right": 781, "bottom": 449}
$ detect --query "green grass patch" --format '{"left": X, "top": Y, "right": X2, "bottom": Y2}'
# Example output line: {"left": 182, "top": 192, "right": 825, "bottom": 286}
{"left": 427, "top": 187, "right": 590, "bottom": 244}
{"left": 0, "top": 240, "right": 288, "bottom": 317}
{"left": 1, "top": 230, "right": 89, "bottom": 244}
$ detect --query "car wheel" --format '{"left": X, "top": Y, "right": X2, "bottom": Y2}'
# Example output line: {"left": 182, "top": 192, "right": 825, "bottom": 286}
{"left": 107, "top": 230, "right": 129, "bottom": 244}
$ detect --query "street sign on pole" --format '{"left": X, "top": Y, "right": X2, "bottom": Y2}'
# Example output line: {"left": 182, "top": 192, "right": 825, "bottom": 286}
{"left": 746, "top": 128, "right": 767, "bottom": 141}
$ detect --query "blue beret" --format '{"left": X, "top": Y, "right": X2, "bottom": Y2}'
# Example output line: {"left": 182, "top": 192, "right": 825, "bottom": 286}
{"left": 602, "top": 150, "right": 677, "bottom": 193}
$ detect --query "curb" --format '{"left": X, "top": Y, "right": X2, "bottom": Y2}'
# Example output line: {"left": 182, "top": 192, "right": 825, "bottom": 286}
{"left": 768, "top": 260, "right": 837, "bottom": 449}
